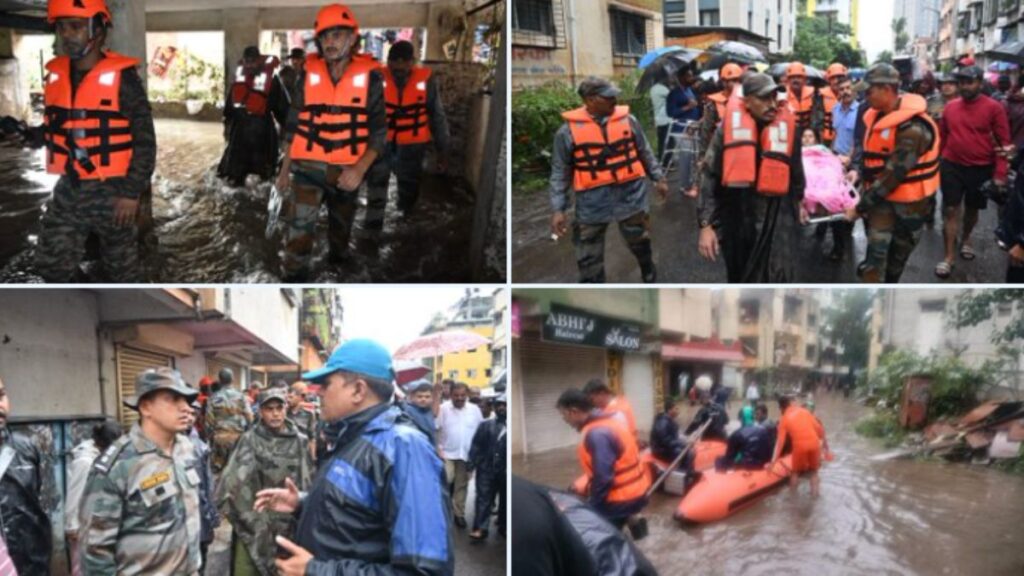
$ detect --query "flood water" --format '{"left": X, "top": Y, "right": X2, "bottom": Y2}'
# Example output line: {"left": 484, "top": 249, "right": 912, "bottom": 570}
{"left": 512, "top": 393, "right": 1024, "bottom": 575}
{"left": 0, "top": 118, "right": 480, "bottom": 283}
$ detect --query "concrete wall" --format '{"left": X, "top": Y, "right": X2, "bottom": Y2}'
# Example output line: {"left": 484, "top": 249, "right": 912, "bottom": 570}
{"left": 659, "top": 289, "right": 713, "bottom": 340}
{"left": 519, "top": 288, "right": 659, "bottom": 326}
{"left": 227, "top": 287, "right": 300, "bottom": 363}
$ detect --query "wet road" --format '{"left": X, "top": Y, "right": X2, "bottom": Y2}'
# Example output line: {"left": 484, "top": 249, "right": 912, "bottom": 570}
{"left": 0, "top": 119, "right": 480, "bottom": 283}
{"left": 512, "top": 394, "right": 1024, "bottom": 575}
{"left": 512, "top": 177, "right": 1008, "bottom": 283}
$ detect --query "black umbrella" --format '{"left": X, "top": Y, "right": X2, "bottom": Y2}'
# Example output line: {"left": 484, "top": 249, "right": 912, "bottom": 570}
{"left": 636, "top": 48, "right": 703, "bottom": 93}
{"left": 700, "top": 40, "right": 767, "bottom": 72}
{"left": 767, "top": 62, "right": 827, "bottom": 86}
{"left": 988, "top": 39, "right": 1024, "bottom": 65}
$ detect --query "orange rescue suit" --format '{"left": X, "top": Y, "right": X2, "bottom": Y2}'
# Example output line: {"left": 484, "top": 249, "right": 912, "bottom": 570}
{"left": 229, "top": 55, "right": 280, "bottom": 117}
{"left": 43, "top": 52, "right": 137, "bottom": 180}
{"left": 562, "top": 105, "right": 646, "bottom": 192}
{"left": 290, "top": 56, "right": 378, "bottom": 166}
{"left": 578, "top": 414, "right": 650, "bottom": 504}
{"left": 383, "top": 66, "right": 433, "bottom": 145}
{"left": 721, "top": 95, "right": 797, "bottom": 196}
{"left": 787, "top": 85, "right": 816, "bottom": 131}
{"left": 708, "top": 92, "right": 729, "bottom": 120}
{"left": 819, "top": 86, "right": 838, "bottom": 145}
{"left": 607, "top": 395, "right": 638, "bottom": 439}
{"left": 861, "top": 93, "right": 941, "bottom": 203}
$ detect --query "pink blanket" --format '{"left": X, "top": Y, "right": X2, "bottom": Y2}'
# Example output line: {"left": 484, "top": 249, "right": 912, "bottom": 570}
{"left": 801, "top": 146, "right": 859, "bottom": 214}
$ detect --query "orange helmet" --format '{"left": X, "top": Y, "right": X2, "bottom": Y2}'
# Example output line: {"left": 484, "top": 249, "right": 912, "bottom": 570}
{"left": 720, "top": 63, "right": 743, "bottom": 80}
{"left": 787, "top": 62, "right": 807, "bottom": 78}
{"left": 314, "top": 3, "right": 359, "bottom": 37}
{"left": 47, "top": 0, "right": 112, "bottom": 24}
{"left": 826, "top": 63, "right": 848, "bottom": 80}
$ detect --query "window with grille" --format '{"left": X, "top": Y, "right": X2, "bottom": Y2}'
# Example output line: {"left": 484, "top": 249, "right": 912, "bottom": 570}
{"left": 985, "top": 0, "right": 999, "bottom": 24}
{"left": 610, "top": 8, "right": 648, "bottom": 58}
{"left": 513, "top": 0, "right": 555, "bottom": 35}
{"left": 665, "top": 0, "right": 687, "bottom": 26}
{"left": 700, "top": 9, "right": 721, "bottom": 26}
{"left": 1001, "top": 0, "right": 1021, "bottom": 16}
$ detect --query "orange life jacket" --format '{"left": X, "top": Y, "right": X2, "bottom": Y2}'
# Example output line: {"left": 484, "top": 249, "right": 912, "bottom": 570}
{"left": 290, "top": 56, "right": 378, "bottom": 166}
{"left": 819, "top": 86, "right": 838, "bottom": 145}
{"left": 721, "top": 95, "right": 797, "bottom": 196}
{"left": 43, "top": 52, "right": 137, "bottom": 181}
{"left": 578, "top": 414, "right": 650, "bottom": 504}
{"left": 383, "top": 66, "right": 433, "bottom": 145}
{"left": 230, "top": 55, "right": 280, "bottom": 117}
{"left": 787, "top": 85, "right": 816, "bottom": 131}
{"left": 862, "top": 93, "right": 941, "bottom": 203}
{"left": 708, "top": 92, "right": 729, "bottom": 120}
{"left": 562, "top": 105, "right": 646, "bottom": 192}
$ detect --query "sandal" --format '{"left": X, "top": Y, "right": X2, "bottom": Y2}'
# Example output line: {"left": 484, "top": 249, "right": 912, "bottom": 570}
{"left": 935, "top": 260, "right": 953, "bottom": 279}
{"left": 960, "top": 244, "right": 976, "bottom": 260}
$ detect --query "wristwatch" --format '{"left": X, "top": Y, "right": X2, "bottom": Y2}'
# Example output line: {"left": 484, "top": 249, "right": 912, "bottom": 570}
{"left": 699, "top": 219, "right": 711, "bottom": 229}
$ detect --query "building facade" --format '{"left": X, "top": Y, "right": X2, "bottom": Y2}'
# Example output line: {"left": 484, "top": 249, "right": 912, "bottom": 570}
{"left": 664, "top": 0, "right": 798, "bottom": 54}
{"left": 491, "top": 287, "right": 509, "bottom": 389}
{"left": 429, "top": 289, "right": 496, "bottom": 389}
{"left": 807, "top": 0, "right": 860, "bottom": 48}
{"left": 954, "top": 0, "right": 1024, "bottom": 70}
{"left": 297, "top": 288, "right": 344, "bottom": 379}
{"left": 735, "top": 289, "right": 821, "bottom": 387}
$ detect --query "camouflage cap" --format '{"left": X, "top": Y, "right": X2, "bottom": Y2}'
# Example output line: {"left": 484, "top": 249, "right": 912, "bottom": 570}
{"left": 123, "top": 367, "right": 198, "bottom": 410}
{"left": 864, "top": 63, "right": 901, "bottom": 86}
{"left": 742, "top": 73, "right": 786, "bottom": 98}
{"left": 953, "top": 65, "right": 984, "bottom": 80}
{"left": 259, "top": 388, "right": 288, "bottom": 407}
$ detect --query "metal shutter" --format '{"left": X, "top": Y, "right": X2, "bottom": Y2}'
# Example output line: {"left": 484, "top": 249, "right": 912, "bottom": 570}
{"left": 116, "top": 346, "right": 173, "bottom": 427}
{"left": 520, "top": 337, "right": 605, "bottom": 454}
{"left": 622, "top": 353, "right": 654, "bottom": 437}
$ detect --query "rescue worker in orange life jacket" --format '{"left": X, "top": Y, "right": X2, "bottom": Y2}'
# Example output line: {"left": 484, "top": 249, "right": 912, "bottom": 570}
{"left": 0, "top": 0, "right": 156, "bottom": 283}
{"left": 786, "top": 62, "right": 823, "bottom": 137}
{"left": 695, "top": 63, "right": 744, "bottom": 196}
{"left": 697, "top": 73, "right": 810, "bottom": 283}
{"left": 556, "top": 389, "right": 650, "bottom": 529}
{"left": 217, "top": 46, "right": 289, "bottom": 188}
{"left": 550, "top": 77, "right": 668, "bottom": 283}
{"left": 364, "top": 40, "right": 451, "bottom": 230}
{"left": 819, "top": 63, "right": 848, "bottom": 148}
{"left": 276, "top": 3, "right": 387, "bottom": 281}
{"left": 841, "top": 63, "right": 941, "bottom": 283}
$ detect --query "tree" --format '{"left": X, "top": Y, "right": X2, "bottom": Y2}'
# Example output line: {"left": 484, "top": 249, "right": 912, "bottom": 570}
{"left": 952, "top": 289, "right": 1024, "bottom": 344}
{"left": 822, "top": 290, "right": 876, "bottom": 369}
{"left": 791, "top": 13, "right": 865, "bottom": 69}
{"left": 875, "top": 50, "right": 894, "bottom": 64}
{"left": 892, "top": 17, "right": 909, "bottom": 54}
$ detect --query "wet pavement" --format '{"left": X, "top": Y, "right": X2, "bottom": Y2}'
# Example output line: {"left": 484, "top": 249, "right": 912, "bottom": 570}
{"left": 512, "top": 393, "right": 1024, "bottom": 576}
{"left": 0, "top": 118, "right": 481, "bottom": 283}
{"left": 512, "top": 176, "right": 1008, "bottom": 283}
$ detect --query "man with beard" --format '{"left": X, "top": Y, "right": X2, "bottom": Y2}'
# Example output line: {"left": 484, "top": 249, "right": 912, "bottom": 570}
{"left": 217, "top": 388, "right": 313, "bottom": 576}
{"left": 217, "top": 46, "right": 290, "bottom": 187}
{"left": 0, "top": 376, "right": 52, "bottom": 576}
{"left": 278, "top": 48, "right": 306, "bottom": 103}
{"left": 468, "top": 393, "right": 507, "bottom": 541}
{"left": 276, "top": 3, "right": 388, "bottom": 281}
{"left": 80, "top": 368, "right": 202, "bottom": 574}
{"left": 786, "top": 62, "right": 823, "bottom": 136}
{"left": 698, "top": 73, "right": 809, "bottom": 282}
{"left": 4, "top": 0, "right": 156, "bottom": 282}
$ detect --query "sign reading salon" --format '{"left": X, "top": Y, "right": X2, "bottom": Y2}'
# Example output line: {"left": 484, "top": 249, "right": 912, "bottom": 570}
{"left": 542, "top": 303, "right": 642, "bottom": 352}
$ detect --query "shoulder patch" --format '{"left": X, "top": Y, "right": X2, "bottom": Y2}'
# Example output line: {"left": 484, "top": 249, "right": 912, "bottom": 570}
{"left": 93, "top": 435, "right": 131, "bottom": 474}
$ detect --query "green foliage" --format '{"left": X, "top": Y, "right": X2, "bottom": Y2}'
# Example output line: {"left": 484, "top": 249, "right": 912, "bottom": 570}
{"left": 822, "top": 290, "right": 875, "bottom": 369}
{"left": 892, "top": 18, "right": 910, "bottom": 55}
{"left": 791, "top": 13, "right": 864, "bottom": 69}
{"left": 854, "top": 411, "right": 906, "bottom": 447}
{"left": 150, "top": 50, "right": 223, "bottom": 104}
{"left": 875, "top": 50, "right": 894, "bottom": 64}
{"left": 951, "top": 289, "right": 1024, "bottom": 344}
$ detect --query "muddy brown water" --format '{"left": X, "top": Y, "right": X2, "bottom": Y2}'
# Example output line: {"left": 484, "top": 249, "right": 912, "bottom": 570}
{"left": 0, "top": 118, "right": 479, "bottom": 283}
{"left": 513, "top": 393, "right": 1024, "bottom": 575}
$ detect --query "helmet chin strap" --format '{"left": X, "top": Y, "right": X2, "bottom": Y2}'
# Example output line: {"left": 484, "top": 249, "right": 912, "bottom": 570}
{"left": 68, "top": 18, "right": 102, "bottom": 60}
{"left": 325, "top": 35, "right": 355, "bottom": 63}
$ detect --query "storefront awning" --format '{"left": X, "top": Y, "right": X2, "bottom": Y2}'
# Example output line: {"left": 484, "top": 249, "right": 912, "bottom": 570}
{"left": 661, "top": 340, "right": 744, "bottom": 363}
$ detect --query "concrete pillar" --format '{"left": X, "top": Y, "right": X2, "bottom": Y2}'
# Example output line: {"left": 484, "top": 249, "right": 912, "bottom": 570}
{"left": 425, "top": 0, "right": 463, "bottom": 61}
{"left": 107, "top": 0, "right": 148, "bottom": 87}
{"left": 223, "top": 9, "right": 262, "bottom": 100}
{"left": 0, "top": 29, "right": 27, "bottom": 119}
{"left": 470, "top": 22, "right": 506, "bottom": 280}
{"left": 0, "top": 28, "right": 14, "bottom": 58}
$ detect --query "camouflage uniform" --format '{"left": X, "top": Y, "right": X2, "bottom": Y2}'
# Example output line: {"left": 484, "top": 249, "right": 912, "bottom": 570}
{"left": 35, "top": 64, "right": 156, "bottom": 282}
{"left": 287, "top": 404, "right": 317, "bottom": 441}
{"left": 204, "top": 387, "right": 251, "bottom": 472}
{"left": 79, "top": 424, "right": 201, "bottom": 576}
{"left": 215, "top": 418, "right": 313, "bottom": 576}
{"left": 280, "top": 66, "right": 388, "bottom": 278}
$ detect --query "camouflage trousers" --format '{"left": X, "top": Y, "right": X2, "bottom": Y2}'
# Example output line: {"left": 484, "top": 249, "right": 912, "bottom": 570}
{"left": 280, "top": 161, "right": 358, "bottom": 279}
{"left": 861, "top": 197, "right": 931, "bottom": 283}
{"left": 364, "top": 142, "right": 428, "bottom": 228}
{"left": 573, "top": 211, "right": 656, "bottom": 283}
{"left": 36, "top": 178, "right": 140, "bottom": 282}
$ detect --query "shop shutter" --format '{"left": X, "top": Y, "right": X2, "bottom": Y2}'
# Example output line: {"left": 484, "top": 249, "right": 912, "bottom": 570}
{"left": 519, "top": 337, "right": 605, "bottom": 454}
{"left": 622, "top": 353, "right": 655, "bottom": 436}
{"left": 116, "top": 346, "right": 173, "bottom": 427}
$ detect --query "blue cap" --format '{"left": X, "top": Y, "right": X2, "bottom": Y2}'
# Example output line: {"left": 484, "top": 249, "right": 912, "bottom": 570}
{"left": 302, "top": 338, "right": 394, "bottom": 383}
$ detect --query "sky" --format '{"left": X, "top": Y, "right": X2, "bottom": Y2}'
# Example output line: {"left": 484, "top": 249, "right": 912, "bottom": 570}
{"left": 858, "top": 0, "right": 894, "bottom": 63}
{"left": 332, "top": 287, "right": 479, "bottom": 354}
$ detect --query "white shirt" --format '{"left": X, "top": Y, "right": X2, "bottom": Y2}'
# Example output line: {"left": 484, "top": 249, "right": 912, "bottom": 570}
{"left": 65, "top": 438, "right": 100, "bottom": 534}
{"left": 746, "top": 384, "right": 761, "bottom": 402}
{"left": 436, "top": 401, "right": 483, "bottom": 461}
{"left": 651, "top": 83, "right": 671, "bottom": 127}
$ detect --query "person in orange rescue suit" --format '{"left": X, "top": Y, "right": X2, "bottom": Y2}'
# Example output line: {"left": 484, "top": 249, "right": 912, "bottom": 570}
{"left": 549, "top": 77, "right": 669, "bottom": 283}
{"left": 275, "top": 3, "right": 388, "bottom": 282}
{"left": 217, "top": 45, "right": 290, "bottom": 187}
{"left": 4, "top": 0, "right": 156, "bottom": 282}
{"left": 786, "top": 62, "right": 824, "bottom": 138}
{"left": 818, "top": 62, "right": 848, "bottom": 148}
{"left": 556, "top": 389, "right": 651, "bottom": 529}
{"left": 695, "top": 62, "right": 745, "bottom": 196}
{"left": 697, "top": 73, "right": 810, "bottom": 282}
{"left": 363, "top": 40, "right": 451, "bottom": 230}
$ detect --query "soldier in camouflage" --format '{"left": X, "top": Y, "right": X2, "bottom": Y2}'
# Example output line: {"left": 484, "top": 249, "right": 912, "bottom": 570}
{"left": 79, "top": 368, "right": 202, "bottom": 575}
{"left": 286, "top": 381, "right": 317, "bottom": 459}
{"left": 186, "top": 400, "right": 219, "bottom": 573}
{"left": 217, "top": 388, "right": 313, "bottom": 576}
{"left": 204, "top": 368, "right": 252, "bottom": 473}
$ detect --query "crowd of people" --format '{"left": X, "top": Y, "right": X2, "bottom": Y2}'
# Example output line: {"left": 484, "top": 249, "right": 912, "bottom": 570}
{"left": 0, "top": 338, "right": 506, "bottom": 575}
{"left": 548, "top": 53, "right": 1024, "bottom": 283}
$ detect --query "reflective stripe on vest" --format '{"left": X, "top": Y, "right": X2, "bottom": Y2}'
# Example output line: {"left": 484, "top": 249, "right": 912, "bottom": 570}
{"left": 43, "top": 52, "right": 137, "bottom": 181}
{"left": 721, "top": 96, "right": 796, "bottom": 196}
{"left": 578, "top": 415, "right": 650, "bottom": 504}
{"left": 562, "top": 105, "right": 647, "bottom": 192}
{"left": 383, "top": 66, "right": 433, "bottom": 145}
{"left": 230, "top": 57, "right": 280, "bottom": 117}
{"left": 861, "top": 93, "right": 941, "bottom": 203}
{"left": 290, "top": 56, "right": 377, "bottom": 166}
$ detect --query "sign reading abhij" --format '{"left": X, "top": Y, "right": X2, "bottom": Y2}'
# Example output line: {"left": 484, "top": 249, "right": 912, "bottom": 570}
{"left": 542, "top": 303, "right": 642, "bottom": 351}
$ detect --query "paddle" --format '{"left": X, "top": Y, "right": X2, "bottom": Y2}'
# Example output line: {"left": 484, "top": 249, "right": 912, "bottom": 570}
{"left": 645, "top": 418, "right": 712, "bottom": 499}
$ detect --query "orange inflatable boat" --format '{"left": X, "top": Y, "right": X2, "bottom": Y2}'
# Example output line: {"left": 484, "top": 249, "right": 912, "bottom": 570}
{"left": 571, "top": 440, "right": 728, "bottom": 496}
{"left": 674, "top": 456, "right": 793, "bottom": 524}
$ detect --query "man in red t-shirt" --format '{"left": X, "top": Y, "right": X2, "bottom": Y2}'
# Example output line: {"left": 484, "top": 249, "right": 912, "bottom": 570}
{"left": 937, "top": 65, "right": 1013, "bottom": 278}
